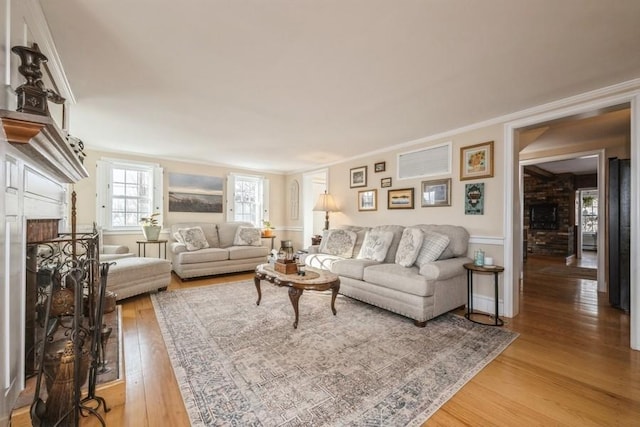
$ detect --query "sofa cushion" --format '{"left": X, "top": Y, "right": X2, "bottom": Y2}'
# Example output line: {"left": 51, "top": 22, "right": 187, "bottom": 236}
{"left": 357, "top": 229, "right": 394, "bottom": 262}
{"left": 319, "top": 229, "right": 358, "bottom": 258}
{"left": 371, "top": 225, "right": 405, "bottom": 263}
{"left": 415, "top": 231, "right": 450, "bottom": 267}
{"left": 363, "top": 263, "right": 434, "bottom": 297}
{"left": 337, "top": 225, "right": 370, "bottom": 259}
{"left": 228, "top": 245, "right": 269, "bottom": 260}
{"left": 218, "top": 221, "right": 254, "bottom": 248}
{"left": 177, "top": 226, "right": 210, "bottom": 251}
{"left": 232, "top": 226, "right": 262, "bottom": 246}
{"left": 412, "top": 224, "right": 469, "bottom": 259}
{"left": 331, "top": 258, "right": 380, "bottom": 280}
{"left": 395, "top": 228, "right": 424, "bottom": 267}
{"left": 171, "top": 223, "right": 219, "bottom": 248}
{"left": 178, "top": 247, "right": 229, "bottom": 264}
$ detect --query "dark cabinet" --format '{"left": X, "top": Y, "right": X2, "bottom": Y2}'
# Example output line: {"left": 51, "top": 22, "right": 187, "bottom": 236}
{"left": 608, "top": 158, "right": 630, "bottom": 312}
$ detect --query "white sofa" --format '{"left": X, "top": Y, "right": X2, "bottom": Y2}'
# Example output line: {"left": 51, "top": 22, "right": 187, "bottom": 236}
{"left": 169, "top": 222, "right": 270, "bottom": 279}
{"left": 303, "top": 224, "right": 471, "bottom": 326}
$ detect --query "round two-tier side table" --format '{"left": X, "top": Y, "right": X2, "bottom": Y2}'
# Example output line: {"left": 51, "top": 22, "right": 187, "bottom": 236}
{"left": 463, "top": 262, "right": 504, "bottom": 326}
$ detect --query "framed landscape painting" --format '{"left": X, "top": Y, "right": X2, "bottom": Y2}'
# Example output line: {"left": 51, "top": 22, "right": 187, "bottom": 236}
{"left": 421, "top": 178, "right": 451, "bottom": 207}
{"left": 460, "top": 141, "right": 494, "bottom": 180}
{"left": 358, "top": 189, "right": 377, "bottom": 211}
{"left": 388, "top": 188, "right": 414, "bottom": 209}
{"left": 350, "top": 166, "right": 367, "bottom": 188}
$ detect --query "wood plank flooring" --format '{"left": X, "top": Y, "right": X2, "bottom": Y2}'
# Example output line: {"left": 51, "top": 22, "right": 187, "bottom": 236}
{"left": 80, "top": 257, "right": 639, "bottom": 426}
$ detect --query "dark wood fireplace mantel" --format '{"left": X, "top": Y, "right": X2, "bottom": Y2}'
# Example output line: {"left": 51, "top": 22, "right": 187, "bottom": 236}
{"left": 1, "top": 109, "right": 88, "bottom": 183}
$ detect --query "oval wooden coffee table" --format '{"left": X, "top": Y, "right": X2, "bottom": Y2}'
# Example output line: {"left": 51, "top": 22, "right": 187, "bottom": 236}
{"left": 254, "top": 263, "right": 340, "bottom": 329}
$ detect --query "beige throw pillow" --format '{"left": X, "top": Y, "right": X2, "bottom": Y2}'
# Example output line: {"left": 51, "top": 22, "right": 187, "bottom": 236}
{"left": 178, "top": 226, "right": 210, "bottom": 251}
{"left": 414, "top": 231, "right": 450, "bottom": 267}
{"left": 233, "top": 226, "right": 262, "bottom": 246}
{"left": 319, "top": 229, "right": 358, "bottom": 258}
{"left": 395, "top": 228, "right": 425, "bottom": 267}
{"left": 357, "top": 230, "right": 394, "bottom": 262}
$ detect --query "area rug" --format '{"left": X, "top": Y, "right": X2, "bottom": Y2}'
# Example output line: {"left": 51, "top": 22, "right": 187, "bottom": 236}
{"left": 539, "top": 265, "right": 597, "bottom": 280}
{"left": 151, "top": 280, "right": 518, "bottom": 426}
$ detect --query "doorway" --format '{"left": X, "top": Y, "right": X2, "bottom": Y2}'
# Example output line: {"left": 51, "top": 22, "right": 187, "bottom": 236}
{"left": 505, "top": 95, "right": 638, "bottom": 350}
{"left": 302, "top": 169, "right": 328, "bottom": 248}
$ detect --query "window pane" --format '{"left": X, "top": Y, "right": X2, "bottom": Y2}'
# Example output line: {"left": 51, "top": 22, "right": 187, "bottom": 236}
{"left": 113, "top": 169, "right": 125, "bottom": 182}
{"left": 112, "top": 212, "right": 125, "bottom": 227}
{"left": 112, "top": 198, "right": 125, "bottom": 211}
{"left": 112, "top": 183, "right": 125, "bottom": 196}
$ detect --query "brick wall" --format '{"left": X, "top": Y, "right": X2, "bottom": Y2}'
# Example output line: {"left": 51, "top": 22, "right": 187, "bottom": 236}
{"left": 524, "top": 174, "right": 575, "bottom": 257}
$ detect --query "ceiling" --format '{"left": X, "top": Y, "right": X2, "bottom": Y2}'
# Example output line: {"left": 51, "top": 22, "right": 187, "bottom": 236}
{"left": 38, "top": 1, "right": 640, "bottom": 173}
{"left": 521, "top": 106, "right": 630, "bottom": 175}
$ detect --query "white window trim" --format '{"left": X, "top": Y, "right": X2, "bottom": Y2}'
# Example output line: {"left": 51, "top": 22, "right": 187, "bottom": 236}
{"left": 226, "top": 173, "right": 269, "bottom": 226}
{"left": 96, "top": 158, "right": 163, "bottom": 231}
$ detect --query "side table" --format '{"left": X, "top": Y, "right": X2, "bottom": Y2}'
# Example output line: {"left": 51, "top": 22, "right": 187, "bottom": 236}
{"left": 261, "top": 235, "right": 276, "bottom": 250}
{"left": 136, "top": 239, "right": 168, "bottom": 259}
{"left": 463, "top": 262, "right": 504, "bottom": 326}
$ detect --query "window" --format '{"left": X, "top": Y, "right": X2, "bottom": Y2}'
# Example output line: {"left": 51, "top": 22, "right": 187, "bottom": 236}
{"left": 397, "top": 142, "right": 451, "bottom": 180}
{"left": 226, "top": 174, "right": 269, "bottom": 226}
{"left": 96, "top": 159, "right": 163, "bottom": 230}
{"left": 581, "top": 191, "right": 598, "bottom": 233}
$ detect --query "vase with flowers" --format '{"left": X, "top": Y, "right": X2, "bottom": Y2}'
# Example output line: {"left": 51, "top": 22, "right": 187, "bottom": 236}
{"left": 140, "top": 213, "right": 161, "bottom": 241}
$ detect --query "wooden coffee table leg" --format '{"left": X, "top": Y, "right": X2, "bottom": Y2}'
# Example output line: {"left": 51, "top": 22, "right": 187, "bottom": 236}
{"left": 330, "top": 281, "right": 340, "bottom": 315}
{"left": 288, "top": 287, "right": 303, "bottom": 329}
{"left": 254, "top": 276, "right": 262, "bottom": 305}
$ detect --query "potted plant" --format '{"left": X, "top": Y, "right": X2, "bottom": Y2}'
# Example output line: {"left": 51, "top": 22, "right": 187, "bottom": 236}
{"left": 262, "top": 220, "right": 275, "bottom": 237}
{"left": 140, "top": 213, "right": 161, "bottom": 241}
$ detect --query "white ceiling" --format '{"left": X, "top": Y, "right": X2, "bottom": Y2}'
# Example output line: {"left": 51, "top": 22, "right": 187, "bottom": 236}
{"left": 38, "top": 0, "right": 640, "bottom": 173}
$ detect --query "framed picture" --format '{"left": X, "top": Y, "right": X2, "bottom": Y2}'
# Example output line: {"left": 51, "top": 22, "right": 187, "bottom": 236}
{"left": 381, "top": 177, "right": 392, "bottom": 188}
{"left": 350, "top": 166, "right": 367, "bottom": 188}
{"left": 421, "top": 178, "right": 451, "bottom": 207}
{"left": 465, "top": 183, "right": 484, "bottom": 215}
{"left": 374, "top": 161, "right": 386, "bottom": 173}
{"left": 388, "top": 188, "right": 414, "bottom": 209}
{"left": 460, "top": 141, "right": 494, "bottom": 180}
{"left": 358, "top": 189, "right": 377, "bottom": 211}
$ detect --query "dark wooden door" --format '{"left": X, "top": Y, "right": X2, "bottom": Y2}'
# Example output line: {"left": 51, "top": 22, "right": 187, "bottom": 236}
{"left": 608, "top": 158, "right": 630, "bottom": 312}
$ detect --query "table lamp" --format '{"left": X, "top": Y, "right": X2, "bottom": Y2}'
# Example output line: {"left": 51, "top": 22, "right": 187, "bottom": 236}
{"left": 313, "top": 191, "right": 339, "bottom": 230}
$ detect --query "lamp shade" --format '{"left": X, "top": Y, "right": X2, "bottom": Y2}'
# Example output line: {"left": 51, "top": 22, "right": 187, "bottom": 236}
{"left": 313, "top": 192, "right": 339, "bottom": 212}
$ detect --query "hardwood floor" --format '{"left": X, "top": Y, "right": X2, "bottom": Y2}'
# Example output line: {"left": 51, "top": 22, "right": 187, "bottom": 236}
{"left": 82, "top": 258, "right": 639, "bottom": 426}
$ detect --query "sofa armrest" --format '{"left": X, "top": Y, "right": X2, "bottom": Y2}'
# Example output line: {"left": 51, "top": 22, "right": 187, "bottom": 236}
{"left": 419, "top": 257, "right": 473, "bottom": 281}
{"left": 170, "top": 241, "right": 187, "bottom": 254}
{"left": 102, "top": 244, "right": 130, "bottom": 255}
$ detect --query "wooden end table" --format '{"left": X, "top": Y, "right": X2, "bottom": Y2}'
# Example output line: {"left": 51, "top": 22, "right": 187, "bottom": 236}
{"left": 254, "top": 263, "right": 340, "bottom": 329}
{"left": 463, "top": 262, "right": 505, "bottom": 326}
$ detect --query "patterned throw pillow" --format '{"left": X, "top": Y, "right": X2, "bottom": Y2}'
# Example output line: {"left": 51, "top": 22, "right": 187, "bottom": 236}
{"left": 319, "top": 229, "right": 358, "bottom": 258}
{"left": 414, "top": 231, "right": 450, "bottom": 267}
{"left": 177, "top": 226, "right": 210, "bottom": 251}
{"left": 233, "top": 226, "right": 262, "bottom": 246}
{"left": 395, "top": 228, "right": 425, "bottom": 267}
{"left": 357, "top": 230, "right": 394, "bottom": 262}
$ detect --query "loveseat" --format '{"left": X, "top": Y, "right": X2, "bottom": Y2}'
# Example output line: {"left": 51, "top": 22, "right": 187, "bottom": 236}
{"left": 169, "top": 222, "right": 270, "bottom": 279}
{"left": 303, "top": 224, "right": 471, "bottom": 326}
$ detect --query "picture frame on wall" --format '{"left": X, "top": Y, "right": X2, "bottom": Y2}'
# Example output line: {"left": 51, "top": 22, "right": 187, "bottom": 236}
{"left": 374, "top": 161, "right": 386, "bottom": 173}
{"left": 350, "top": 166, "right": 368, "bottom": 188}
{"left": 388, "top": 188, "right": 414, "bottom": 209}
{"left": 357, "top": 189, "right": 377, "bottom": 211}
{"left": 464, "top": 182, "right": 484, "bottom": 215}
{"left": 460, "top": 141, "right": 494, "bottom": 181}
{"left": 421, "top": 178, "right": 451, "bottom": 207}
{"left": 381, "top": 177, "right": 392, "bottom": 188}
